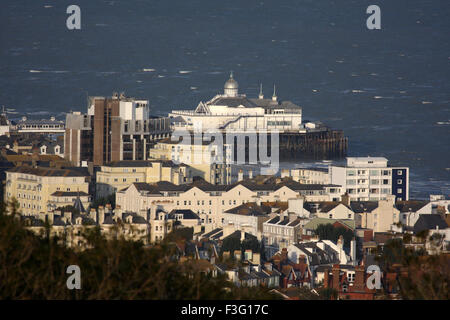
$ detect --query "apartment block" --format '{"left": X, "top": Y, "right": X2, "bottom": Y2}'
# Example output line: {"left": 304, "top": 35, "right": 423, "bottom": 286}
{"left": 329, "top": 157, "right": 409, "bottom": 201}
{"left": 64, "top": 93, "right": 171, "bottom": 166}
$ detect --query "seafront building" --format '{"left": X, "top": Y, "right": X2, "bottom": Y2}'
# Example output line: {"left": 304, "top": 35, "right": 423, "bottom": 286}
{"left": 64, "top": 93, "right": 171, "bottom": 166}
{"left": 95, "top": 159, "right": 194, "bottom": 198}
{"left": 15, "top": 116, "right": 65, "bottom": 134}
{"left": 282, "top": 157, "right": 410, "bottom": 202}
{"left": 4, "top": 166, "right": 90, "bottom": 215}
{"left": 329, "top": 157, "right": 409, "bottom": 201}
{"left": 170, "top": 73, "right": 303, "bottom": 132}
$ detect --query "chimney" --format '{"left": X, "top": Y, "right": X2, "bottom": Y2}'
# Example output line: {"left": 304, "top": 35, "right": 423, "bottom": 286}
{"left": 332, "top": 265, "right": 340, "bottom": 290}
{"left": 240, "top": 230, "right": 245, "bottom": 241}
{"left": 337, "top": 235, "right": 344, "bottom": 250}
{"left": 298, "top": 254, "right": 307, "bottom": 264}
{"left": 350, "top": 238, "right": 357, "bottom": 265}
{"left": 324, "top": 269, "right": 330, "bottom": 288}
{"left": 281, "top": 248, "right": 288, "bottom": 262}
{"left": 252, "top": 252, "right": 261, "bottom": 265}
{"left": 89, "top": 208, "right": 97, "bottom": 222}
{"left": 238, "top": 169, "right": 243, "bottom": 182}
{"left": 280, "top": 169, "right": 290, "bottom": 178}
{"left": 248, "top": 169, "right": 253, "bottom": 179}
{"left": 245, "top": 249, "right": 253, "bottom": 261}
{"left": 341, "top": 193, "right": 350, "bottom": 206}
{"left": 64, "top": 211, "right": 72, "bottom": 223}
{"left": 354, "top": 265, "right": 365, "bottom": 291}
{"left": 46, "top": 212, "right": 54, "bottom": 225}
{"left": 223, "top": 223, "right": 235, "bottom": 238}
{"left": 288, "top": 212, "right": 297, "bottom": 222}
{"left": 288, "top": 198, "right": 304, "bottom": 216}
{"left": 98, "top": 206, "right": 105, "bottom": 224}
{"left": 234, "top": 251, "right": 241, "bottom": 261}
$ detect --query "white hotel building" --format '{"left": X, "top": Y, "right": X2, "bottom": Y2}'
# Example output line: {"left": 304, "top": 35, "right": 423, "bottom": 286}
{"left": 329, "top": 157, "right": 409, "bottom": 201}
{"left": 116, "top": 178, "right": 342, "bottom": 229}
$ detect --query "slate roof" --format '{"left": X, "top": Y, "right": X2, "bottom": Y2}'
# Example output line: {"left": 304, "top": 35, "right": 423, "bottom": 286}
{"left": 413, "top": 215, "right": 448, "bottom": 234}
{"left": 122, "top": 212, "right": 148, "bottom": 224}
{"left": 224, "top": 202, "right": 271, "bottom": 216}
{"left": 292, "top": 242, "right": 339, "bottom": 266}
{"left": 51, "top": 191, "right": 90, "bottom": 197}
{"left": 209, "top": 96, "right": 258, "bottom": 108}
{"left": 7, "top": 166, "right": 87, "bottom": 177}
{"left": 123, "top": 177, "right": 326, "bottom": 195}
{"left": 350, "top": 201, "right": 379, "bottom": 213}
{"left": 396, "top": 200, "right": 429, "bottom": 213}
{"left": 304, "top": 217, "right": 355, "bottom": 230}
{"left": 223, "top": 230, "right": 257, "bottom": 241}
{"left": 168, "top": 209, "right": 200, "bottom": 220}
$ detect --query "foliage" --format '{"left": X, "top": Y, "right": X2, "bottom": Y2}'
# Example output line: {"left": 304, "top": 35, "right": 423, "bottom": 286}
{"left": 315, "top": 224, "right": 354, "bottom": 248}
{"left": 0, "top": 198, "right": 275, "bottom": 299}
{"left": 221, "top": 236, "right": 241, "bottom": 253}
{"left": 56, "top": 205, "right": 80, "bottom": 215}
{"left": 221, "top": 236, "right": 260, "bottom": 257}
{"left": 164, "top": 227, "right": 193, "bottom": 243}
{"left": 375, "top": 238, "right": 450, "bottom": 299}
{"left": 90, "top": 194, "right": 115, "bottom": 210}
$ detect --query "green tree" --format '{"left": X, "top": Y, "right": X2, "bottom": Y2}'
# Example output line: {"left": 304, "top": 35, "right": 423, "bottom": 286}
{"left": 315, "top": 224, "right": 354, "bottom": 249}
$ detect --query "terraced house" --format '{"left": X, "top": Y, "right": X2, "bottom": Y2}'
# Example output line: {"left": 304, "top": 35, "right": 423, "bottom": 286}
{"left": 116, "top": 177, "right": 342, "bottom": 229}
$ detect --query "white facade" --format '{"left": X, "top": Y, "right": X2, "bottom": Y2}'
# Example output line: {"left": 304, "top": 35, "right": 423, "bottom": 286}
{"left": 329, "top": 157, "right": 409, "bottom": 201}
{"left": 117, "top": 181, "right": 337, "bottom": 229}
{"left": 281, "top": 168, "right": 330, "bottom": 184}
{"left": 170, "top": 74, "right": 303, "bottom": 132}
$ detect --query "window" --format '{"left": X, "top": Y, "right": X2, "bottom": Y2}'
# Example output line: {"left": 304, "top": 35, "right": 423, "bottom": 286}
{"left": 329, "top": 214, "right": 333, "bottom": 219}
{"left": 348, "top": 213, "right": 352, "bottom": 219}
{"left": 397, "top": 179, "right": 402, "bottom": 184}
{"left": 397, "top": 188, "right": 402, "bottom": 194}
{"left": 397, "top": 170, "right": 402, "bottom": 175}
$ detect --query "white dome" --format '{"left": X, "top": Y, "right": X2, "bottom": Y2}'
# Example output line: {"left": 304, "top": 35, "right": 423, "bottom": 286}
{"left": 224, "top": 78, "right": 238, "bottom": 89}
{"left": 224, "top": 72, "right": 238, "bottom": 96}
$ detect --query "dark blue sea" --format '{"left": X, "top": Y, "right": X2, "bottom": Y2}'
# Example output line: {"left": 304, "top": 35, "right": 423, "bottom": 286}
{"left": 0, "top": 0, "right": 449, "bottom": 199}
